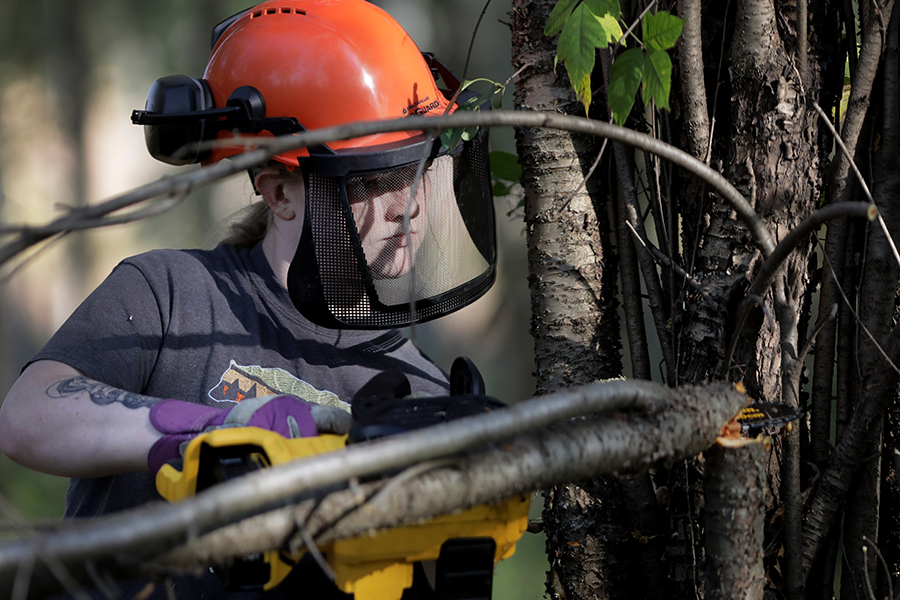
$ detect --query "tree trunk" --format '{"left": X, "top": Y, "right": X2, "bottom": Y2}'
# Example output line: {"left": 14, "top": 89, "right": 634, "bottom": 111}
{"left": 705, "top": 438, "right": 767, "bottom": 600}
{"left": 510, "top": 2, "right": 627, "bottom": 598}
{"left": 669, "top": 0, "right": 835, "bottom": 594}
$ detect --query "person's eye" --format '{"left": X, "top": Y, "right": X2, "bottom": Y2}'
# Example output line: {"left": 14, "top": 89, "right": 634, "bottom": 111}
{"left": 348, "top": 177, "right": 380, "bottom": 203}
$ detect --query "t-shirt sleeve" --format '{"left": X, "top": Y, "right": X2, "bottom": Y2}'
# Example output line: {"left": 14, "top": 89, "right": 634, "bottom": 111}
{"left": 29, "top": 262, "right": 164, "bottom": 394}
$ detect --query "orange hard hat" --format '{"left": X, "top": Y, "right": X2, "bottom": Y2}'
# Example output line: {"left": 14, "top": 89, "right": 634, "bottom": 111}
{"left": 133, "top": 0, "right": 497, "bottom": 330}
{"left": 203, "top": 0, "right": 455, "bottom": 165}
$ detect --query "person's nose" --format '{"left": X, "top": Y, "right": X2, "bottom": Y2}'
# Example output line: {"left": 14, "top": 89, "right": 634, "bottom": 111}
{"left": 383, "top": 189, "right": 420, "bottom": 222}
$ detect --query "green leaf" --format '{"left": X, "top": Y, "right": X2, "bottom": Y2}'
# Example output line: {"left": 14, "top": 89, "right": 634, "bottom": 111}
{"left": 492, "top": 181, "right": 514, "bottom": 197}
{"left": 582, "top": 0, "right": 623, "bottom": 47}
{"left": 642, "top": 11, "right": 684, "bottom": 51}
{"left": 544, "top": 0, "right": 580, "bottom": 36}
{"left": 489, "top": 151, "right": 523, "bottom": 183}
{"left": 506, "top": 197, "right": 526, "bottom": 217}
{"left": 557, "top": 2, "right": 614, "bottom": 111}
{"left": 642, "top": 48, "right": 673, "bottom": 110}
{"left": 584, "top": 0, "right": 620, "bottom": 18}
{"left": 608, "top": 47, "right": 644, "bottom": 124}
{"left": 575, "top": 73, "right": 592, "bottom": 114}
{"left": 441, "top": 82, "right": 496, "bottom": 152}
{"left": 594, "top": 12, "right": 625, "bottom": 47}
{"left": 440, "top": 128, "right": 464, "bottom": 152}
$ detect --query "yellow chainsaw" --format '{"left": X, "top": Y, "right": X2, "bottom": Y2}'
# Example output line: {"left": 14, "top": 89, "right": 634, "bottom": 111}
{"left": 156, "top": 359, "right": 530, "bottom": 600}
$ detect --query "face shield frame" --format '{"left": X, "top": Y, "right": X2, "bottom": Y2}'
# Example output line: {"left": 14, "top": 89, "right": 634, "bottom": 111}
{"left": 286, "top": 125, "right": 496, "bottom": 330}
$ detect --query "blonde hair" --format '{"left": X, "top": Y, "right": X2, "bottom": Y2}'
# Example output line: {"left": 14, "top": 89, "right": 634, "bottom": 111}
{"left": 219, "top": 163, "right": 300, "bottom": 248}
{"left": 219, "top": 200, "right": 274, "bottom": 248}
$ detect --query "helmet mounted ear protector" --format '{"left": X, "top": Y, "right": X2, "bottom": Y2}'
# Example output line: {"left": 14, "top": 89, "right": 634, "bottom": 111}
{"left": 132, "top": 0, "right": 497, "bottom": 330}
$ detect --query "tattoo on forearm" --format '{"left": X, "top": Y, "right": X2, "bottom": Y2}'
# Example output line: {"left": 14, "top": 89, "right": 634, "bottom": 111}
{"left": 47, "top": 377, "right": 159, "bottom": 409}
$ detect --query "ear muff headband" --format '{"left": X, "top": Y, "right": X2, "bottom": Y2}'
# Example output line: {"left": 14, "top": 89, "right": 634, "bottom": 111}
{"left": 132, "top": 53, "right": 463, "bottom": 167}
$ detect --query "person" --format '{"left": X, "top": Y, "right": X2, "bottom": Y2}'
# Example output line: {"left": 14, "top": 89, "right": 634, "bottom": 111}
{"left": 0, "top": 0, "right": 497, "bottom": 598}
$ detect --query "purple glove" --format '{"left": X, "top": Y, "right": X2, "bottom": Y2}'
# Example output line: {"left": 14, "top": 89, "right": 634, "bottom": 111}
{"left": 148, "top": 395, "right": 318, "bottom": 473}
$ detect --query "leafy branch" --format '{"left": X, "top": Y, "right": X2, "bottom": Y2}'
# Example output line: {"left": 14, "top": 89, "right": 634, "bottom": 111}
{"left": 545, "top": 0, "right": 624, "bottom": 113}
{"left": 609, "top": 11, "right": 683, "bottom": 123}
{"left": 544, "top": 0, "right": 683, "bottom": 123}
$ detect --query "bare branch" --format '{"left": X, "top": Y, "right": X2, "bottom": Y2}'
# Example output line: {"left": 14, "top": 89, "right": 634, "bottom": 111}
{"left": 0, "top": 110, "right": 776, "bottom": 270}
{"left": 677, "top": 0, "right": 711, "bottom": 160}
{"left": 862, "top": 535, "right": 893, "bottom": 600}
{"left": 813, "top": 100, "right": 900, "bottom": 270}
{"left": 802, "top": 323, "right": 900, "bottom": 581}
{"left": 0, "top": 380, "right": 746, "bottom": 597}
{"left": 722, "top": 202, "right": 877, "bottom": 376}
{"left": 625, "top": 221, "right": 716, "bottom": 307}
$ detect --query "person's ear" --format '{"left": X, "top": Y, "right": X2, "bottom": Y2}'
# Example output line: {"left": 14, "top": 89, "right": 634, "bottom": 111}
{"left": 255, "top": 166, "right": 299, "bottom": 221}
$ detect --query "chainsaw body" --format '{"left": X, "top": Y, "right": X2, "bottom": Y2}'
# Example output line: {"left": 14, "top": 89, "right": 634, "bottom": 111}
{"left": 156, "top": 426, "right": 529, "bottom": 600}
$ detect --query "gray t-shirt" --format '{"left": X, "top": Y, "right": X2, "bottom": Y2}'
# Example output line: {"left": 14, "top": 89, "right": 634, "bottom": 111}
{"left": 30, "top": 242, "right": 449, "bottom": 519}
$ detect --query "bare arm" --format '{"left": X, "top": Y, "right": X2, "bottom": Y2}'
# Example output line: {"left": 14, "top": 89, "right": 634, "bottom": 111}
{"left": 0, "top": 360, "right": 163, "bottom": 478}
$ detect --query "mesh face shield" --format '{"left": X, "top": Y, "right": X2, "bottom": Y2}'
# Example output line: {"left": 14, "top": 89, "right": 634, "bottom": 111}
{"left": 287, "top": 127, "right": 496, "bottom": 329}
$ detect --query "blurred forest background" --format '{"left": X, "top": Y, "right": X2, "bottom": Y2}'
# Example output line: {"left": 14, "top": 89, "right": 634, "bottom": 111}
{"left": 0, "top": 1, "right": 544, "bottom": 597}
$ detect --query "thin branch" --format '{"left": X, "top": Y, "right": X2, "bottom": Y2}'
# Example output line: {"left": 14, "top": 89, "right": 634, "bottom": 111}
{"left": 616, "top": 155, "right": 653, "bottom": 380}
{"left": 812, "top": 100, "right": 877, "bottom": 202}
{"left": 0, "top": 494, "right": 90, "bottom": 600}
{"left": 862, "top": 535, "right": 893, "bottom": 600}
{"left": 750, "top": 203, "right": 875, "bottom": 303}
{"left": 463, "top": 0, "right": 492, "bottom": 80}
{"left": 0, "top": 110, "right": 775, "bottom": 270}
{"left": 705, "top": 0, "right": 733, "bottom": 165}
{"left": 801, "top": 322, "right": 900, "bottom": 581}
{"left": 611, "top": 135, "right": 675, "bottom": 380}
{"left": 800, "top": 304, "right": 839, "bottom": 368}
{"left": 846, "top": 0, "right": 860, "bottom": 79}
{"left": 0, "top": 233, "right": 69, "bottom": 285}
{"left": 612, "top": 0, "right": 657, "bottom": 55}
{"left": 798, "top": 0, "right": 809, "bottom": 89}
{"left": 295, "top": 521, "right": 336, "bottom": 582}
{"left": 625, "top": 221, "right": 716, "bottom": 306}
{"left": 863, "top": 545, "right": 877, "bottom": 600}
{"left": 721, "top": 201, "right": 876, "bottom": 376}
{"left": 819, "top": 236, "right": 900, "bottom": 376}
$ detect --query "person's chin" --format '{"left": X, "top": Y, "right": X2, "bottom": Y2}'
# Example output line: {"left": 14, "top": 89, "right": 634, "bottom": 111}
{"left": 373, "top": 257, "right": 412, "bottom": 279}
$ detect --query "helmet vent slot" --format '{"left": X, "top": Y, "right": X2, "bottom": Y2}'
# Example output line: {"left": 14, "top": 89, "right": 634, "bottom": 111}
{"left": 250, "top": 7, "right": 306, "bottom": 19}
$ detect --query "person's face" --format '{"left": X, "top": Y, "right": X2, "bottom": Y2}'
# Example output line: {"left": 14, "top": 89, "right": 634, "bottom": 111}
{"left": 347, "top": 163, "right": 429, "bottom": 279}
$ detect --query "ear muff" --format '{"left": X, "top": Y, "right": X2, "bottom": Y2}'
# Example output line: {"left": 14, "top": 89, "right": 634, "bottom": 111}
{"left": 132, "top": 78, "right": 300, "bottom": 166}
{"left": 138, "top": 75, "right": 216, "bottom": 165}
